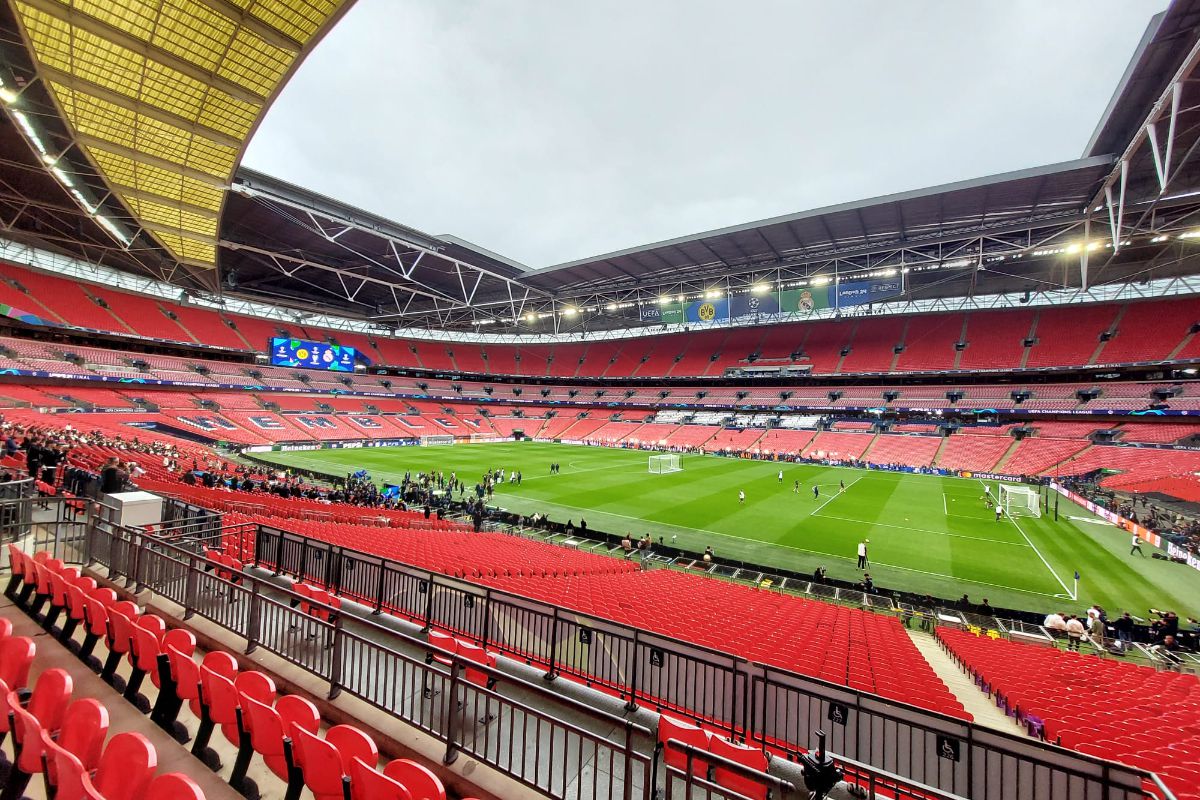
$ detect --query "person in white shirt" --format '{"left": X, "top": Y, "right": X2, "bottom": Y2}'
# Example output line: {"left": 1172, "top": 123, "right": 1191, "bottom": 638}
{"left": 1044, "top": 612, "right": 1067, "bottom": 634}
{"left": 1065, "top": 615, "right": 1086, "bottom": 651}
{"left": 777, "top": 470, "right": 784, "bottom": 484}
{"left": 857, "top": 539, "right": 869, "bottom": 569}
{"left": 738, "top": 490, "right": 745, "bottom": 505}
{"left": 1130, "top": 534, "right": 1145, "bottom": 557}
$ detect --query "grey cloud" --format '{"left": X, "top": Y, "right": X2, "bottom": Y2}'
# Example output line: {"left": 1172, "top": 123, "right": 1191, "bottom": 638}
{"left": 244, "top": 0, "right": 1166, "bottom": 268}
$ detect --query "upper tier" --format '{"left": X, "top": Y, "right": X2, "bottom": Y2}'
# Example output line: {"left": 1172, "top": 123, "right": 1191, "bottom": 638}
{"left": 3, "top": 261, "right": 1199, "bottom": 378}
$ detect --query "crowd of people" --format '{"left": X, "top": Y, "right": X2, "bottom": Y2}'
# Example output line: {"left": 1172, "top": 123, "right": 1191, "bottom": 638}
{"left": 1042, "top": 604, "right": 1197, "bottom": 663}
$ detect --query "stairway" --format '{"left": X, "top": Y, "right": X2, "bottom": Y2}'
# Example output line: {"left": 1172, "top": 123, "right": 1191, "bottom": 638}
{"left": 993, "top": 437, "right": 1024, "bottom": 472}
{"left": 906, "top": 630, "right": 1024, "bottom": 734}
{"left": 1018, "top": 312, "right": 1039, "bottom": 369}
{"left": 1089, "top": 305, "right": 1126, "bottom": 365}
{"left": 931, "top": 435, "right": 951, "bottom": 467}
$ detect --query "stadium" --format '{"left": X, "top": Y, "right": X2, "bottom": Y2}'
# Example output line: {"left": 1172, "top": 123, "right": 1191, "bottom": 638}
{"left": 0, "top": 1, "right": 1199, "bottom": 800}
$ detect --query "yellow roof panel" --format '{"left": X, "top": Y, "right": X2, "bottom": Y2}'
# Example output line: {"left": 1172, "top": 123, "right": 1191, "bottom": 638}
{"left": 13, "top": 0, "right": 350, "bottom": 267}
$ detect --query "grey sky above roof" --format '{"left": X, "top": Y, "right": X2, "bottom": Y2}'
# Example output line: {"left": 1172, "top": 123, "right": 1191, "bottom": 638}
{"left": 242, "top": 0, "right": 1168, "bottom": 271}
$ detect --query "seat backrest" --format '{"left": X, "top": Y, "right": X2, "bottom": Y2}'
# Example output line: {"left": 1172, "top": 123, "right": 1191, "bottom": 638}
{"left": 27, "top": 667, "right": 73, "bottom": 730}
{"left": 93, "top": 732, "right": 158, "bottom": 800}
{"left": 427, "top": 630, "right": 456, "bottom": 663}
{"left": 11, "top": 699, "right": 49, "bottom": 773}
{"left": 130, "top": 623, "right": 163, "bottom": 671}
{"left": 146, "top": 773, "right": 205, "bottom": 800}
{"left": 351, "top": 757, "right": 413, "bottom": 800}
{"left": 0, "top": 635, "right": 36, "bottom": 690}
{"left": 167, "top": 645, "right": 201, "bottom": 701}
{"left": 240, "top": 693, "right": 284, "bottom": 757}
{"left": 708, "top": 735, "right": 769, "bottom": 800}
{"left": 6, "top": 543, "right": 22, "bottom": 576}
{"left": 106, "top": 607, "right": 137, "bottom": 655}
{"left": 58, "top": 698, "right": 109, "bottom": 771}
{"left": 199, "top": 664, "right": 240, "bottom": 726}
{"left": 455, "top": 642, "right": 494, "bottom": 688}
{"left": 162, "top": 627, "right": 196, "bottom": 656}
{"left": 81, "top": 595, "right": 110, "bottom": 636}
{"left": 325, "top": 724, "right": 378, "bottom": 772}
{"left": 0, "top": 617, "right": 10, "bottom": 640}
{"left": 382, "top": 759, "right": 446, "bottom": 800}
{"left": 43, "top": 732, "right": 100, "bottom": 800}
{"left": 289, "top": 723, "right": 346, "bottom": 798}
{"left": 234, "top": 670, "right": 277, "bottom": 704}
{"left": 276, "top": 694, "right": 321, "bottom": 736}
{"left": 658, "top": 715, "right": 711, "bottom": 772}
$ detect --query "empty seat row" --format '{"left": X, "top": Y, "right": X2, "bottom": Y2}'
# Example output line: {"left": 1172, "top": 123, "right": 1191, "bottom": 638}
{"left": 6, "top": 544, "right": 462, "bottom": 800}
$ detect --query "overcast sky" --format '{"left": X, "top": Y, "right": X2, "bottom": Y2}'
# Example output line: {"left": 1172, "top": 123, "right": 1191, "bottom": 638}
{"left": 244, "top": 0, "right": 1167, "bottom": 269}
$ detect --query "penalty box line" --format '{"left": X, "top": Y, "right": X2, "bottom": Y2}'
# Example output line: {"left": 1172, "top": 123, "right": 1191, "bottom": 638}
{"left": 978, "top": 479, "right": 1076, "bottom": 600}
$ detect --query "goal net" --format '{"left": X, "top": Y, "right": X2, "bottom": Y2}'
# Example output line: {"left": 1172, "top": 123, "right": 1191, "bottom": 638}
{"left": 999, "top": 483, "right": 1041, "bottom": 518}
{"left": 420, "top": 435, "right": 455, "bottom": 446}
{"left": 648, "top": 453, "right": 682, "bottom": 474}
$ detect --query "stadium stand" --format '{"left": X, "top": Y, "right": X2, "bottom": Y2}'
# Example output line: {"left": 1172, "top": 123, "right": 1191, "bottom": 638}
{"left": 937, "top": 627, "right": 1199, "bottom": 800}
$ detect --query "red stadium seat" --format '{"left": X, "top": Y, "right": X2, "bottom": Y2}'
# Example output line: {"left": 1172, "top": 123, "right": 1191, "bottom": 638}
{"left": 381, "top": 759, "right": 446, "bottom": 800}
{"left": 350, "top": 757, "right": 413, "bottom": 800}
{"left": 145, "top": 773, "right": 206, "bottom": 800}
{"left": 658, "top": 715, "right": 712, "bottom": 775}
{"left": 708, "top": 736, "right": 770, "bottom": 800}
{"left": 289, "top": 723, "right": 379, "bottom": 800}
{"left": 235, "top": 692, "right": 320, "bottom": 790}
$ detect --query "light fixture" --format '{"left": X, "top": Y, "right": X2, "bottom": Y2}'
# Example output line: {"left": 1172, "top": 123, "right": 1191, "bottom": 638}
{"left": 751, "top": 283, "right": 771, "bottom": 295}
{"left": 0, "top": 77, "right": 17, "bottom": 105}
{"left": 562, "top": 306, "right": 577, "bottom": 317}
{"left": 658, "top": 296, "right": 673, "bottom": 305}
{"left": 811, "top": 276, "right": 831, "bottom": 286}
{"left": 705, "top": 289, "right": 722, "bottom": 299}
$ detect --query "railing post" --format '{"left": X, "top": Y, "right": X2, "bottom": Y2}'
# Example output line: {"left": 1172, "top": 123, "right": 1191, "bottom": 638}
{"left": 621, "top": 718, "right": 636, "bottom": 800}
{"left": 273, "top": 527, "right": 286, "bottom": 575}
{"left": 372, "top": 561, "right": 386, "bottom": 615}
{"left": 442, "top": 659, "right": 464, "bottom": 765}
{"left": 544, "top": 607, "right": 560, "bottom": 681}
{"left": 421, "top": 577, "right": 435, "bottom": 632}
{"left": 129, "top": 532, "right": 144, "bottom": 594}
{"left": 625, "top": 629, "right": 640, "bottom": 712}
{"left": 479, "top": 591, "right": 491, "bottom": 650}
{"left": 327, "top": 613, "right": 344, "bottom": 700}
{"left": 183, "top": 561, "right": 199, "bottom": 620}
{"left": 83, "top": 503, "right": 97, "bottom": 565}
{"left": 299, "top": 538, "right": 309, "bottom": 581}
{"left": 246, "top": 581, "right": 262, "bottom": 655}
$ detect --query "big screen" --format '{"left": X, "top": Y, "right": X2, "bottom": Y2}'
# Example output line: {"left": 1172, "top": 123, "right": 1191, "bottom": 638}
{"left": 269, "top": 337, "right": 357, "bottom": 372}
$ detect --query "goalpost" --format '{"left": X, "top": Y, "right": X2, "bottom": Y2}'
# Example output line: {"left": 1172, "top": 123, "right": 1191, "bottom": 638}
{"left": 648, "top": 453, "right": 683, "bottom": 474}
{"left": 999, "top": 483, "right": 1042, "bottom": 518}
{"left": 420, "top": 435, "right": 455, "bottom": 446}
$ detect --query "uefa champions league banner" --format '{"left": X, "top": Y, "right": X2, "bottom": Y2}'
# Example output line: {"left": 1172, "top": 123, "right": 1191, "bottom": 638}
{"left": 640, "top": 276, "right": 903, "bottom": 325}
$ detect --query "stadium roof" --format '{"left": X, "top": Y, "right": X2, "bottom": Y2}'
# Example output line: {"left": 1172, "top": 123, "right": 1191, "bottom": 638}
{"left": 2, "top": 0, "right": 352, "bottom": 269}
{"left": 4, "top": 0, "right": 1200, "bottom": 333}
{"left": 522, "top": 157, "right": 1115, "bottom": 294}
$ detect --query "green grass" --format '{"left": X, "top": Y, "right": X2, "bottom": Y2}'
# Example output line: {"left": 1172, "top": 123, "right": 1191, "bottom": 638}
{"left": 252, "top": 441, "right": 1200, "bottom": 617}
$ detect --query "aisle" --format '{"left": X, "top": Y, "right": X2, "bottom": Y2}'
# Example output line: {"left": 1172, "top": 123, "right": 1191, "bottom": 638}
{"left": 906, "top": 628, "right": 1026, "bottom": 734}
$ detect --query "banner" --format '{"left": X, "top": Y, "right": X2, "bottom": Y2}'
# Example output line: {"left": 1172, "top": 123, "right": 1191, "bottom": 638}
{"left": 779, "top": 287, "right": 834, "bottom": 315}
{"left": 684, "top": 298, "right": 728, "bottom": 323}
{"left": 640, "top": 301, "right": 684, "bottom": 325}
{"left": 729, "top": 293, "right": 781, "bottom": 320}
{"left": 835, "top": 277, "right": 904, "bottom": 308}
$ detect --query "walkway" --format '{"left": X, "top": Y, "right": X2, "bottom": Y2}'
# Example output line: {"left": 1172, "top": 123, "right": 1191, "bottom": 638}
{"left": 905, "top": 628, "right": 1026, "bottom": 734}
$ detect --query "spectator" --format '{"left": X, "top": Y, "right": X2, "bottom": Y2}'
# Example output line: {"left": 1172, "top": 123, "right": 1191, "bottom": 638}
{"left": 978, "top": 598, "right": 993, "bottom": 616}
{"left": 1113, "top": 612, "right": 1135, "bottom": 650}
{"left": 703, "top": 545, "right": 714, "bottom": 563}
{"left": 1065, "top": 615, "right": 1086, "bottom": 651}
{"left": 1044, "top": 610, "right": 1067, "bottom": 636}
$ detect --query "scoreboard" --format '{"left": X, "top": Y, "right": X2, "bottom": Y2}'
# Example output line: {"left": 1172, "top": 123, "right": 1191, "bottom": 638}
{"left": 269, "top": 337, "right": 356, "bottom": 372}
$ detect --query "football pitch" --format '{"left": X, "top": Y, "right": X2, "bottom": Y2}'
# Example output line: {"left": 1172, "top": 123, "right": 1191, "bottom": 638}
{"left": 252, "top": 441, "right": 1200, "bottom": 617}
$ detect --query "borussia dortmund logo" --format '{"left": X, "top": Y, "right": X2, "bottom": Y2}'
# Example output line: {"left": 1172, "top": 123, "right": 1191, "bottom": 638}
{"left": 698, "top": 303, "right": 716, "bottom": 321}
